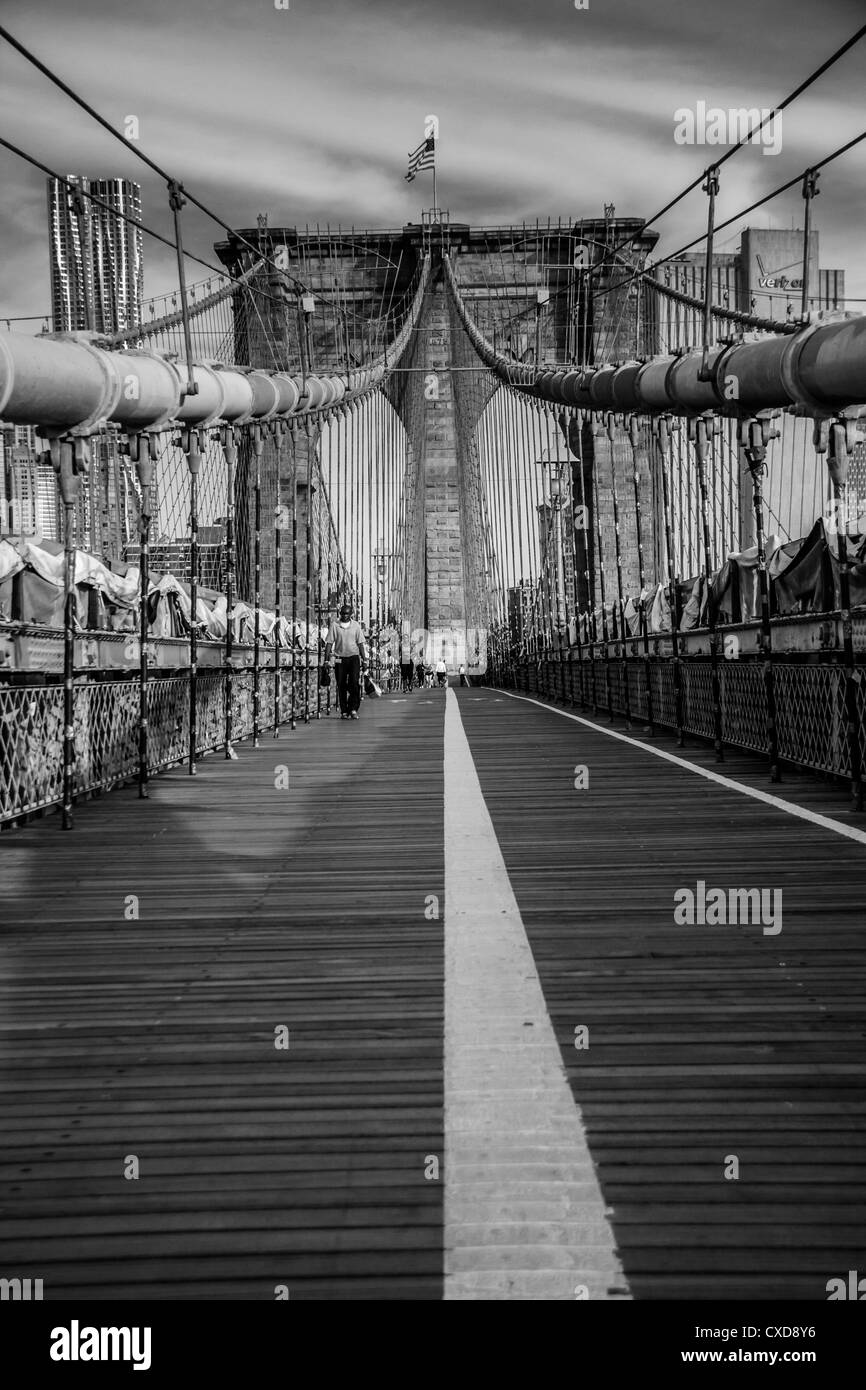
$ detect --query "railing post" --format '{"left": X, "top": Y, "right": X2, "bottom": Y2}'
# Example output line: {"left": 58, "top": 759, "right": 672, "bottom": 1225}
{"left": 571, "top": 407, "right": 592, "bottom": 713}
{"left": 589, "top": 608, "right": 598, "bottom": 716}
{"left": 690, "top": 414, "right": 724, "bottom": 760}
{"left": 128, "top": 431, "right": 156, "bottom": 795}
{"left": 816, "top": 418, "right": 865, "bottom": 811}
{"left": 575, "top": 612, "right": 586, "bottom": 712}
{"left": 290, "top": 423, "right": 298, "bottom": 732}
{"left": 49, "top": 434, "right": 88, "bottom": 830}
{"left": 304, "top": 419, "right": 313, "bottom": 725}
{"left": 629, "top": 414, "right": 654, "bottom": 734}
{"left": 604, "top": 413, "right": 630, "bottom": 727}
{"left": 272, "top": 419, "right": 288, "bottom": 737}
{"left": 590, "top": 426, "right": 612, "bottom": 720}
{"left": 252, "top": 423, "right": 264, "bottom": 747}
{"left": 740, "top": 415, "right": 781, "bottom": 782}
{"left": 567, "top": 480, "right": 584, "bottom": 710}
{"left": 176, "top": 425, "right": 201, "bottom": 774}
{"left": 217, "top": 423, "right": 238, "bottom": 759}
{"left": 654, "top": 415, "right": 685, "bottom": 745}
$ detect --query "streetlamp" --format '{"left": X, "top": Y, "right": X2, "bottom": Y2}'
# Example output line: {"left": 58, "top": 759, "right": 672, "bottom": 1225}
{"left": 372, "top": 548, "right": 393, "bottom": 682}
{"left": 548, "top": 470, "right": 567, "bottom": 638}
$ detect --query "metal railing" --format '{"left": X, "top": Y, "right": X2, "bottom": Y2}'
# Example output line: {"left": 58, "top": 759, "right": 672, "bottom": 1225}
{"left": 0, "top": 654, "right": 333, "bottom": 827}
{"left": 509, "top": 642, "right": 866, "bottom": 789}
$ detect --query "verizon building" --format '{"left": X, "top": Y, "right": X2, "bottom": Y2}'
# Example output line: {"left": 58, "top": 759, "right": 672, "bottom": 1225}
{"left": 652, "top": 225, "right": 845, "bottom": 327}
{"left": 47, "top": 176, "right": 143, "bottom": 334}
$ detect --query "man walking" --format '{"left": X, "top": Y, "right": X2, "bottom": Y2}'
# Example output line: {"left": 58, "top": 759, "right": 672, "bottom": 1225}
{"left": 435, "top": 656, "right": 448, "bottom": 688}
{"left": 324, "top": 602, "right": 368, "bottom": 719}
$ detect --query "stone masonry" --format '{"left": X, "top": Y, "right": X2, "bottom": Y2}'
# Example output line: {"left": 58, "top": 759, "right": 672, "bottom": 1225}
{"left": 422, "top": 272, "right": 467, "bottom": 636}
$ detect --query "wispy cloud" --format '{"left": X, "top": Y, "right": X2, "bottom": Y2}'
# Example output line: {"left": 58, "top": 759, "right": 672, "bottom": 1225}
{"left": 1, "top": 0, "right": 863, "bottom": 321}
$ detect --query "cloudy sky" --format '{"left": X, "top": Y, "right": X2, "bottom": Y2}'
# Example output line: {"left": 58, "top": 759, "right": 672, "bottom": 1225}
{"left": 1, "top": 0, "right": 864, "bottom": 322}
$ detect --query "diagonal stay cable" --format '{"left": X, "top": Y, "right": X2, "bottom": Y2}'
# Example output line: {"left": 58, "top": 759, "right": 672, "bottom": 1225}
{"left": 601, "top": 22, "right": 866, "bottom": 268}
{"left": 594, "top": 128, "right": 866, "bottom": 312}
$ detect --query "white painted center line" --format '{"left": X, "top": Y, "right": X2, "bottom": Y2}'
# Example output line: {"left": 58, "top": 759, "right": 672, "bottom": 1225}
{"left": 443, "top": 687, "right": 627, "bottom": 1301}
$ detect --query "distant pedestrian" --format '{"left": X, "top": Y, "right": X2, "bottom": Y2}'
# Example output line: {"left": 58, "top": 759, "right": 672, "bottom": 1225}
{"left": 401, "top": 658, "right": 414, "bottom": 692}
{"left": 435, "top": 657, "right": 447, "bottom": 688}
{"left": 324, "top": 602, "right": 368, "bottom": 719}
{"left": 459, "top": 663, "right": 469, "bottom": 687}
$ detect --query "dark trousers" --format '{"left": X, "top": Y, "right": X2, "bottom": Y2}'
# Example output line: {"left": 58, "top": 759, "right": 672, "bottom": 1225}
{"left": 336, "top": 655, "right": 361, "bottom": 714}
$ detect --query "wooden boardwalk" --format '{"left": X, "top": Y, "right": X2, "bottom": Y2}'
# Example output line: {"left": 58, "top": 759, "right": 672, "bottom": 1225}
{"left": 1, "top": 686, "right": 865, "bottom": 1300}
{"left": 459, "top": 691, "right": 866, "bottom": 1299}
{"left": 0, "top": 697, "right": 445, "bottom": 1300}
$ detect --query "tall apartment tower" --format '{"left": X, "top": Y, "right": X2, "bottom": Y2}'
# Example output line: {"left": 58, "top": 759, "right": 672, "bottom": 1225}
{"left": 0, "top": 425, "right": 58, "bottom": 539}
{"left": 47, "top": 176, "right": 143, "bottom": 334}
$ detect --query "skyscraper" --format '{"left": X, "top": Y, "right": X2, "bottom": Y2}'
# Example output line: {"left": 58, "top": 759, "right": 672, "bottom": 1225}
{"left": 47, "top": 176, "right": 143, "bottom": 335}
{"left": 0, "top": 425, "right": 58, "bottom": 539}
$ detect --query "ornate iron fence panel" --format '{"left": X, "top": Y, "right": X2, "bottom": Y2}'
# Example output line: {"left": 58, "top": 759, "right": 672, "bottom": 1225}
{"left": 196, "top": 671, "right": 226, "bottom": 754}
{"left": 73, "top": 680, "right": 139, "bottom": 795}
{"left": 147, "top": 677, "right": 191, "bottom": 770}
{"left": 775, "top": 663, "right": 847, "bottom": 776}
{"left": 278, "top": 667, "right": 295, "bottom": 724}
{"left": 627, "top": 661, "right": 649, "bottom": 725}
{"left": 607, "top": 660, "right": 626, "bottom": 718}
{"left": 593, "top": 660, "right": 608, "bottom": 711}
{"left": 0, "top": 684, "right": 65, "bottom": 820}
{"left": 231, "top": 671, "right": 255, "bottom": 740}
{"left": 680, "top": 662, "right": 716, "bottom": 741}
{"left": 650, "top": 660, "right": 677, "bottom": 730}
{"left": 720, "top": 661, "right": 768, "bottom": 753}
{"left": 6, "top": 651, "right": 866, "bottom": 828}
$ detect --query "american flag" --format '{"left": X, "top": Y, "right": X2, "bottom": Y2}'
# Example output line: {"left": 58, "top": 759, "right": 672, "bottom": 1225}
{"left": 404, "top": 134, "right": 435, "bottom": 182}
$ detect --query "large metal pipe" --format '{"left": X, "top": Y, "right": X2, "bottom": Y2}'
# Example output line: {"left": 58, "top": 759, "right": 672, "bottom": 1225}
{"left": 0, "top": 333, "right": 116, "bottom": 429}
{"left": 716, "top": 337, "right": 792, "bottom": 413}
{"left": 442, "top": 254, "right": 866, "bottom": 418}
{"left": 3, "top": 282, "right": 864, "bottom": 433}
{"left": 0, "top": 331, "right": 375, "bottom": 433}
{"left": 787, "top": 316, "right": 866, "bottom": 412}
{"left": 0, "top": 254, "right": 432, "bottom": 434}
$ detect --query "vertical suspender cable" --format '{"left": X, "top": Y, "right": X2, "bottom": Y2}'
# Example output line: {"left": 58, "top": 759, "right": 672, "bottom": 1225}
{"left": 304, "top": 419, "right": 313, "bottom": 723}
{"left": 251, "top": 424, "right": 263, "bottom": 747}
{"left": 131, "top": 431, "right": 156, "bottom": 792}
{"left": 220, "top": 423, "right": 237, "bottom": 756}
{"left": 290, "top": 423, "right": 298, "bottom": 730}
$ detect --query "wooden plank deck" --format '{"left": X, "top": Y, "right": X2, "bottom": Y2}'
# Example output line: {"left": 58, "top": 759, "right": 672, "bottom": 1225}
{"left": 0, "top": 697, "right": 445, "bottom": 1300}
{"left": 1, "top": 684, "right": 864, "bottom": 1300}
{"left": 458, "top": 690, "right": 866, "bottom": 1299}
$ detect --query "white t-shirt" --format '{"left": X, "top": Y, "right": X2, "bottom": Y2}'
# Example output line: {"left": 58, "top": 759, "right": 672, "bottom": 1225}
{"left": 327, "top": 619, "right": 365, "bottom": 658}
